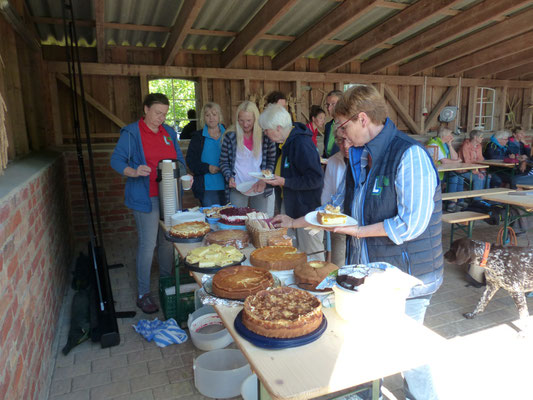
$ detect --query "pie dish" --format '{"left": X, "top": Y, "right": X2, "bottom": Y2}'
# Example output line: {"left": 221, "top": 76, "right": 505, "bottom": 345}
{"left": 250, "top": 246, "right": 307, "bottom": 271}
{"left": 204, "top": 229, "right": 250, "bottom": 249}
{"left": 169, "top": 221, "right": 210, "bottom": 238}
{"left": 212, "top": 265, "right": 274, "bottom": 300}
{"left": 294, "top": 261, "right": 338, "bottom": 292}
{"left": 242, "top": 287, "right": 323, "bottom": 338}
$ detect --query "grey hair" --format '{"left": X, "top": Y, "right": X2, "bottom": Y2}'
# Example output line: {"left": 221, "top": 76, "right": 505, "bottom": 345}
{"left": 326, "top": 90, "right": 343, "bottom": 98}
{"left": 493, "top": 130, "right": 510, "bottom": 140}
{"left": 258, "top": 104, "right": 292, "bottom": 132}
{"left": 437, "top": 125, "right": 452, "bottom": 138}
{"left": 469, "top": 129, "right": 484, "bottom": 140}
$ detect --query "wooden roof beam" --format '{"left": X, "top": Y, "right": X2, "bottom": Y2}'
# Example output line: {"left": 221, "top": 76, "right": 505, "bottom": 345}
{"left": 495, "top": 62, "right": 533, "bottom": 80}
{"left": 399, "top": 7, "right": 533, "bottom": 76}
{"left": 221, "top": 0, "right": 298, "bottom": 68}
{"left": 94, "top": 0, "right": 105, "bottom": 62}
{"left": 163, "top": 0, "right": 205, "bottom": 66}
{"left": 272, "top": 0, "right": 379, "bottom": 71}
{"left": 360, "top": 0, "right": 530, "bottom": 74}
{"left": 435, "top": 30, "right": 533, "bottom": 77}
{"left": 464, "top": 48, "right": 533, "bottom": 78}
{"left": 319, "top": 0, "right": 461, "bottom": 73}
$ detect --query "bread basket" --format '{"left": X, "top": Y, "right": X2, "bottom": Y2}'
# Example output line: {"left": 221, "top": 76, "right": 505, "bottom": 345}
{"left": 246, "top": 218, "right": 287, "bottom": 248}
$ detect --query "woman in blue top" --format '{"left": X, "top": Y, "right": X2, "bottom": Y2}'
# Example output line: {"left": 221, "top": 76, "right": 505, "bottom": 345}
{"left": 186, "top": 102, "right": 226, "bottom": 206}
{"left": 110, "top": 93, "right": 190, "bottom": 314}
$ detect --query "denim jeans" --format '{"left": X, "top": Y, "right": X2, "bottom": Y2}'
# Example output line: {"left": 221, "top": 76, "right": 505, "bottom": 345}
{"left": 201, "top": 190, "right": 225, "bottom": 207}
{"left": 403, "top": 295, "right": 439, "bottom": 400}
{"left": 447, "top": 172, "right": 486, "bottom": 201}
{"left": 132, "top": 197, "right": 173, "bottom": 296}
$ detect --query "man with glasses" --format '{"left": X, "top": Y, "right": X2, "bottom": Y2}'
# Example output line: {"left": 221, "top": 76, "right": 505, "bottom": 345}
{"left": 322, "top": 90, "right": 343, "bottom": 159}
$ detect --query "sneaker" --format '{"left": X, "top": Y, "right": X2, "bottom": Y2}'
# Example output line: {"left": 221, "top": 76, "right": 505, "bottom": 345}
{"left": 457, "top": 201, "right": 468, "bottom": 210}
{"left": 446, "top": 203, "right": 457, "bottom": 213}
{"left": 136, "top": 293, "right": 159, "bottom": 314}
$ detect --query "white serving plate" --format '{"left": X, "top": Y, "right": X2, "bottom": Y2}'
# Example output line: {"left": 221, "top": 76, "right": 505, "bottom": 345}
{"left": 304, "top": 210, "right": 358, "bottom": 228}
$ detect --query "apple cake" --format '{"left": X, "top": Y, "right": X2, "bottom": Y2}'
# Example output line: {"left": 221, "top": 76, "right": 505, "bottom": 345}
{"left": 204, "top": 229, "right": 250, "bottom": 249}
{"left": 242, "top": 287, "right": 323, "bottom": 338}
{"left": 294, "top": 261, "right": 338, "bottom": 292}
{"left": 169, "top": 221, "right": 210, "bottom": 238}
{"left": 316, "top": 204, "right": 347, "bottom": 225}
{"left": 249, "top": 246, "right": 307, "bottom": 271}
{"left": 212, "top": 265, "right": 274, "bottom": 300}
{"left": 185, "top": 244, "right": 244, "bottom": 268}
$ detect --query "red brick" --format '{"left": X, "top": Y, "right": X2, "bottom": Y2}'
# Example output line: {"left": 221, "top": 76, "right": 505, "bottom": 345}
{"left": 1, "top": 310, "right": 13, "bottom": 343}
{"left": 7, "top": 257, "right": 18, "bottom": 279}
{"left": 0, "top": 368, "right": 12, "bottom": 400}
{"left": 12, "top": 355, "right": 24, "bottom": 391}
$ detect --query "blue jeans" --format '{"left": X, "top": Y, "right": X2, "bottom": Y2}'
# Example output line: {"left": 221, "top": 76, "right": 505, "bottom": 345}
{"left": 201, "top": 190, "right": 225, "bottom": 207}
{"left": 447, "top": 172, "right": 486, "bottom": 201}
{"left": 132, "top": 197, "right": 173, "bottom": 296}
{"left": 403, "top": 295, "right": 439, "bottom": 400}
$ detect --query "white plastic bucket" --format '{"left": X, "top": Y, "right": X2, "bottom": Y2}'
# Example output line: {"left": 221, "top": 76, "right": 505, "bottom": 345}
{"left": 241, "top": 373, "right": 258, "bottom": 400}
{"left": 194, "top": 349, "right": 252, "bottom": 398}
{"left": 187, "top": 306, "right": 233, "bottom": 351}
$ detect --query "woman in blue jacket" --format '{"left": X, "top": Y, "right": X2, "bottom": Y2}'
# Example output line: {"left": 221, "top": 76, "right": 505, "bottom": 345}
{"left": 110, "top": 93, "right": 190, "bottom": 314}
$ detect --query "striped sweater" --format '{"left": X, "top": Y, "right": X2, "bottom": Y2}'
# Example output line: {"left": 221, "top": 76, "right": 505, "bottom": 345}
{"left": 219, "top": 131, "right": 277, "bottom": 200}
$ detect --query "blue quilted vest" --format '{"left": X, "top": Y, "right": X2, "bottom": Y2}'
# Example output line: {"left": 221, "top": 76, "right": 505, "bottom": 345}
{"left": 345, "top": 119, "right": 443, "bottom": 298}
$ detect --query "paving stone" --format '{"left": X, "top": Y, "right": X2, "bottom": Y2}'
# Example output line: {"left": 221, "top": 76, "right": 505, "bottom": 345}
{"left": 49, "top": 378, "right": 72, "bottom": 396}
{"left": 112, "top": 389, "right": 155, "bottom": 400}
{"left": 55, "top": 352, "right": 75, "bottom": 368}
{"left": 180, "top": 352, "right": 195, "bottom": 367}
{"left": 50, "top": 389, "right": 90, "bottom": 400}
{"left": 110, "top": 340, "right": 144, "bottom": 356}
{"left": 130, "top": 371, "right": 170, "bottom": 392}
{"left": 121, "top": 330, "right": 143, "bottom": 343}
{"left": 91, "top": 354, "right": 128, "bottom": 372}
{"left": 148, "top": 354, "right": 185, "bottom": 373}
{"left": 74, "top": 347, "right": 111, "bottom": 363}
{"left": 152, "top": 381, "right": 194, "bottom": 400}
{"left": 72, "top": 371, "right": 111, "bottom": 391}
{"left": 89, "top": 381, "right": 131, "bottom": 400}
{"left": 167, "top": 367, "right": 193, "bottom": 383}
{"left": 54, "top": 362, "right": 92, "bottom": 380}
{"left": 111, "top": 362, "right": 149, "bottom": 382}
{"left": 127, "top": 348, "right": 163, "bottom": 365}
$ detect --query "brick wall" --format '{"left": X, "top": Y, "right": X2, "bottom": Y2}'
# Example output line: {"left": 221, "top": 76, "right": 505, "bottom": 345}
{"left": 0, "top": 154, "right": 73, "bottom": 400}
{"left": 64, "top": 147, "right": 199, "bottom": 241}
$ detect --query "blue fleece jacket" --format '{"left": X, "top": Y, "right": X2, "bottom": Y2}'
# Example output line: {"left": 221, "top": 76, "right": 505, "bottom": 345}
{"left": 110, "top": 121, "right": 186, "bottom": 213}
{"left": 278, "top": 123, "right": 323, "bottom": 218}
{"left": 483, "top": 135, "right": 510, "bottom": 160}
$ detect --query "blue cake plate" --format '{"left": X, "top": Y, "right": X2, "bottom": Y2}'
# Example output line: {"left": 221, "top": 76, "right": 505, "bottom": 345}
{"left": 234, "top": 310, "right": 327, "bottom": 349}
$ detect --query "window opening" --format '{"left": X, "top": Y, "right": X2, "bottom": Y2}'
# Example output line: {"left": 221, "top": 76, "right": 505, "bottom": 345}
{"left": 148, "top": 78, "right": 196, "bottom": 132}
{"left": 474, "top": 87, "right": 495, "bottom": 131}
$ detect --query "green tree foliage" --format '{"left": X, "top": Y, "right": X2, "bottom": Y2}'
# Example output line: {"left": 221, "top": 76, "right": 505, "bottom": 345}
{"left": 148, "top": 79, "right": 196, "bottom": 129}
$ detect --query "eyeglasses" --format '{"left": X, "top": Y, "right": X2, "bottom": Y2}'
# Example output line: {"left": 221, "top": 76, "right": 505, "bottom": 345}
{"left": 335, "top": 114, "right": 359, "bottom": 132}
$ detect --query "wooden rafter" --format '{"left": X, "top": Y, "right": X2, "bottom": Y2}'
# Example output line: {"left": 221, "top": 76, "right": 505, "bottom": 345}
{"left": 464, "top": 48, "right": 533, "bottom": 79}
{"left": 56, "top": 73, "right": 126, "bottom": 127}
{"left": 360, "top": 0, "right": 530, "bottom": 74}
{"left": 383, "top": 85, "right": 421, "bottom": 134}
{"left": 163, "top": 0, "right": 205, "bottom": 66}
{"left": 399, "top": 7, "right": 533, "bottom": 76}
{"left": 46, "top": 61, "right": 533, "bottom": 88}
{"left": 94, "top": 0, "right": 105, "bottom": 63}
{"left": 272, "top": 0, "right": 378, "bottom": 71}
{"left": 496, "top": 62, "right": 533, "bottom": 81}
{"left": 319, "top": 0, "right": 460, "bottom": 73}
{"left": 221, "top": 0, "right": 298, "bottom": 68}
{"left": 435, "top": 30, "right": 533, "bottom": 77}
{"left": 424, "top": 87, "right": 456, "bottom": 132}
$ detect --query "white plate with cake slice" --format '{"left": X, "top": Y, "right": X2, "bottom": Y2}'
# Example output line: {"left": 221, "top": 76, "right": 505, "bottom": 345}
{"left": 304, "top": 210, "right": 358, "bottom": 228}
{"left": 248, "top": 171, "right": 276, "bottom": 181}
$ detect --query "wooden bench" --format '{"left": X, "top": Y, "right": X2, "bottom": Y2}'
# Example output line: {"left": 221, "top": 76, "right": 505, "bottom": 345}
{"left": 442, "top": 211, "right": 490, "bottom": 246}
{"left": 442, "top": 188, "right": 514, "bottom": 201}
{"left": 517, "top": 184, "right": 533, "bottom": 190}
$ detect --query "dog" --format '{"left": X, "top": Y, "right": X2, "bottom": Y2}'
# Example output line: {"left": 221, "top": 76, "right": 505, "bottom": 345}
{"left": 444, "top": 238, "right": 533, "bottom": 324}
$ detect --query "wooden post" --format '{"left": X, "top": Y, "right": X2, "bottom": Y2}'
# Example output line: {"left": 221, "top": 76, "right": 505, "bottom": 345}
{"left": 200, "top": 77, "right": 208, "bottom": 107}
{"left": 243, "top": 78, "right": 250, "bottom": 99}
{"left": 295, "top": 80, "right": 302, "bottom": 121}
{"left": 140, "top": 74, "right": 149, "bottom": 101}
{"left": 48, "top": 73, "right": 63, "bottom": 146}
{"left": 521, "top": 88, "right": 532, "bottom": 129}
{"left": 466, "top": 86, "right": 478, "bottom": 132}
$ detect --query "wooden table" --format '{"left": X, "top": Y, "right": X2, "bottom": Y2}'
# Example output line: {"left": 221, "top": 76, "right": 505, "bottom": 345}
{"left": 437, "top": 163, "right": 487, "bottom": 173}
{"left": 476, "top": 160, "right": 517, "bottom": 168}
{"left": 172, "top": 240, "right": 447, "bottom": 400}
{"left": 441, "top": 187, "right": 513, "bottom": 201}
{"left": 482, "top": 191, "right": 533, "bottom": 244}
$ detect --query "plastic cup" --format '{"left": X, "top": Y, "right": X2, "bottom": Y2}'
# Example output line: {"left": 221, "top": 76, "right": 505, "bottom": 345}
{"left": 181, "top": 175, "right": 192, "bottom": 190}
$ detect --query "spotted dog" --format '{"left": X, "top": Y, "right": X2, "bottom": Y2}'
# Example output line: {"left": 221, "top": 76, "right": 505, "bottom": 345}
{"left": 444, "top": 238, "right": 533, "bottom": 323}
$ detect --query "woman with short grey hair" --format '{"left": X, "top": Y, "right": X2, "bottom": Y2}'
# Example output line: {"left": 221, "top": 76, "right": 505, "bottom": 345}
{"left": 483, "top": 130, "right": 512, "bottom": 187}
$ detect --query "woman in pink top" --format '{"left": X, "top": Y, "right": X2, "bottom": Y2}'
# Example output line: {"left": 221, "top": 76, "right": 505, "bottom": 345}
{"left": 458, "top": 129, "right": 490, "bottom": 196}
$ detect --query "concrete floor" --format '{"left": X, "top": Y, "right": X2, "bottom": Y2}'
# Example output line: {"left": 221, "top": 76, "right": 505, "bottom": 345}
{"left": 45, "top": 221, "right": 533, "bottom": 400}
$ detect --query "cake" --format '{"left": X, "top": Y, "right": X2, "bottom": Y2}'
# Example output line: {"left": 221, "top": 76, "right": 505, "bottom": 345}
{"left": 212, "top": 265, "right": 274, "bottom": 300}
{"left": 219, "top": 207, "right": 256, "bottom": 226}
{"left": 336, "top": 273, "right": 367, "bottom": 290}
{"left": 169, "top": 221, "right": 210, "bottom": 238}
{"left": 261, "top": 169, "right": 274, "bottom": 179}
{"left": 242, "top": 287, "right": 323, "bottom": 338}
{"left": 267, "top": 235, "right": 293, "bottom": 247}
{"left": 201, "top": 205, "right": 232, "bottom": 219}
{"left": 250, "top": 246, "right": 307, "bottom": 271}
{"left": 204, "top": 230, "right": 250, "bottom": 249}
{"left": 294, "top": 261, "right": 339, "bottom": 292}
{"left": 317, "top": 204, "right": 347, "bottom": 225}
{"left": 185, "top": 244, "right": 244, "bottom": 268}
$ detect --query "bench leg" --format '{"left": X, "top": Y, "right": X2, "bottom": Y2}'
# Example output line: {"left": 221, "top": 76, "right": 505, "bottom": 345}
{"left": 467, "top": 221, "right": 474, "bottom": 237}
{"left": 450, "top": 223, "right": 456, "bottom": 248}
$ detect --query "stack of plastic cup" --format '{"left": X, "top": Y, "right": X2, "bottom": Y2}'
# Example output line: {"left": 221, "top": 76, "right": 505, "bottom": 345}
{"left": 159, "top": 160, "right": 179, "bottom": 226}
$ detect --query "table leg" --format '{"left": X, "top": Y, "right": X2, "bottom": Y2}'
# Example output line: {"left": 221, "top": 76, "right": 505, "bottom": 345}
{"left": 371, "top": 379, "right": 380, "bottom": 399}
{"left": 502, "top": 204, "right": 510, "bottom": 245}
{"left": 259, "top": 380, "right": 272, "bottom": 400}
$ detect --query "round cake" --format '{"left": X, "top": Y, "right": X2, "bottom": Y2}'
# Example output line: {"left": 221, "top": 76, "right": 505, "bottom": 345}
{"left": 294, "top": 261, "right": 338, "bottom": 292}
{"left": 250, "top": 246, "right": 307, "bottom": 271}
{"left": 212, "top": 265, "right": 274, "bottom": 300}
{"left": 219, "top": 207, "right": 255, "bottom": 226}
{"left": 169, "top": 221, "right": 210, "bottom": 238}
{"left": 204, "top": 229, "right": 250, "bottom": 249}
{"left": 242, "top": 287, "right": 323, "bottom": 338}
